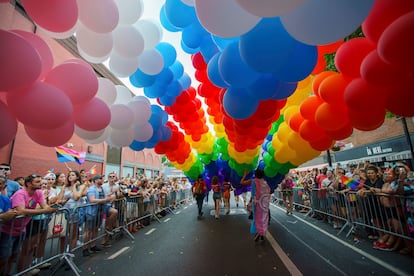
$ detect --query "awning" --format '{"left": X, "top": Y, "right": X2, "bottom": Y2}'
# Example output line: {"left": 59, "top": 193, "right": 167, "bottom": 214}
{"left": 339, "top": 152, "right": 394, "bottom": 166}
{"left": 386, "top": 150, "right": 412, "bottom": 162}
{"left": 295, "top": 163, "right": 329, "bottom": 172}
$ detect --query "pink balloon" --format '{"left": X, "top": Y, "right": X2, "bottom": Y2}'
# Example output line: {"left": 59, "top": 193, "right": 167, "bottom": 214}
{"left": 74, "top": 97, "right": 111, "bottom": 131}
{"left": 0, "top": 30, "right": 41, "bottom": 91}
{"left": 0, "top": 101, "right": 18, "bottom": 148}
{"left": 7, "top": 81, "right": 73, "bottom": 130}
{"left": 22, "top": 0, "right": 78, "bottom": 33}
{"left": 44, "top": 61, "right": 98, "bottom": 106}
{"left": 0, "top": 92, "right": 7, "bottom": 104}
{"left": 24, "top": 120, "right": 74, "bottom": 147}
{"left": 11, "top": 30, "right": 54, "bottom": 81}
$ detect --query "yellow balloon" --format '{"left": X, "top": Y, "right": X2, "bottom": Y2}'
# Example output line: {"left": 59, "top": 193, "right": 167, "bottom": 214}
{"left": 277, "top": 122, "right": 291, "bottom": 143}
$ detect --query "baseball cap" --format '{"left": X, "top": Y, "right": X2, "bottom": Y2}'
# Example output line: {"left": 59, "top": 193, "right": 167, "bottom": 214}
{"left": 91, "top": 174, "right": 103, "bottom": 182}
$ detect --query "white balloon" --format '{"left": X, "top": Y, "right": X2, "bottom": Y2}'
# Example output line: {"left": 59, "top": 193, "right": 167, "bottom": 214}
{"left": 134, "top": 19, "right": 163, "bottom": 50}
{"left": 127, "top": 99, "right": 151, "bottom": 125}
{"left": 133, "top": 122, "right": 153, "bottom": 142}
{"left": 181, "top": 0, "right": 195, "bottom": 6}
{"left": 96, "top": 78, "right": 117, "bottom": 105}
{"left": 236, "top": 0, "right": 305, "bottom": 17}
{"left": 78, "top": 47, "right": 110, "bottom": 64}
{"left": 107, "top": 127, "right": 134, "bottom": 147}
{"left": 110, "top": 104, "right": 134, "bottom": 129}
{"left": 280, "top": 0, "right": 375, "bottom": 45}
{"left": 74, "top": 125, "right": 105, "bottom": 140}
{"left": 114, "top": 0, "right": 143, "bottom": 25}
{"left": 77, "top": 0, "right": 119, "bottom": 33}
{"left": 138, "top": 49, "right": 164, "bottom": 75}
{"left": 109, "top": 51, "right": 139, "bottom": 78}
{"left": 114, "top": 85, "right": 133, "bottom": 105}
{"left": 112, "top": 25, "right": 145, "bottom": 58}
{"left": 195, "top": 0, "right": 261, "bottom": 38}
{"left": 84, "top": 127, "right": 110, "bottom": 144}
{"left": 132, "top": 95, "right": 151, "bottom": 105}
{"left": 37, "top": 23, "right": 78, "bottom": 39}
{"left": 76, "top": 23, "right": 113, "bottom": 63}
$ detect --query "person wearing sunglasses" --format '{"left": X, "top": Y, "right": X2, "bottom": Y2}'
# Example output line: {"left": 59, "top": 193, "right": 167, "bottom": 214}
{"left": 0, "top": 163, "right": 21, "bottom": 198}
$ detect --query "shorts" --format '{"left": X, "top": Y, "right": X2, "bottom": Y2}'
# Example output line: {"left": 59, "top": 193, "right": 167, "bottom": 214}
{"left": 25, "top": 218, "right": 50, "bottom": 237}
{"left": 85, "top": 213, "right": 103, "bottom": 230}
{"left": 213, "top": 192, "right": 221, "bottom": 201}
{"left": 282, "top": 190, "right": 293, "bottom": 197}
{"left": 0, "top": 232, "right": 25, "bottom": 259}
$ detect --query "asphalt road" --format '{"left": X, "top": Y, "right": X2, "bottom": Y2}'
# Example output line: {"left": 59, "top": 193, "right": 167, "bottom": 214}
{"left": 44, "top": 195, "right": 414, "bottom": 276}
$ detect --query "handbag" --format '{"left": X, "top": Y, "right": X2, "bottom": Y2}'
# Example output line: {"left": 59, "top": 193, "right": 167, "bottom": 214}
{"left": 47, "top": 213, "right": 67, "bottom": 239}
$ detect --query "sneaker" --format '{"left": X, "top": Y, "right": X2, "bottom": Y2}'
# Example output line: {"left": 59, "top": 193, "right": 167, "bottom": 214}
{"left": 37, "top": 262, "right": 52, "bottom": 269}
{"left": 254, "top": 233, "right": 260, "bottom": 242}
{"left": 28, "top": 268, "right": 40, "bottom": 275}
{"left": 82, "top": 249, "right": 91, "bottom": 257}
{"left": 105, "top": 228, "right": 114, "bottom": 235}
{"left": 90, "top": 246, "right": 102, "bottom": 252}
{"left": 102, "top": 242, "right": 112, "bottom": 248}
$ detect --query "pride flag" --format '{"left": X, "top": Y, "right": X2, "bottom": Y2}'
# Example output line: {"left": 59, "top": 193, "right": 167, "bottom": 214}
{"left": 55, "top": 146, "right": 86, "bottom": 165}
{"left": 87, "top": 165, "right": 97, "bottom": 175}
{"left": 341, "top": 175, "right": 362, "bottom": 190}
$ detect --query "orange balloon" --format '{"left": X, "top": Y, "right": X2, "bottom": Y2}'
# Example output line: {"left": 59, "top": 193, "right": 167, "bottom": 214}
{"left": 312, "top": 71, "right": 337, "bottom": 97}
{"left": 309, "top": 135, "right": 334, "bottom": 151}
{"left": 315, "top": 102, "right": 350, "bottom": 131}
{"left": 289, "top": 112, "right": 304, "bottom": 132}
{"left": 299, "top": 119, "right": 326, "bottom": 142}
{"left": 325, "top": 122, "right": 353, "bottom": 140}
{"left": 299, "top": 96, "right": 323, "bottom": 121}
{"left": 319, "top": 73, "right": 348, "bottom": 105}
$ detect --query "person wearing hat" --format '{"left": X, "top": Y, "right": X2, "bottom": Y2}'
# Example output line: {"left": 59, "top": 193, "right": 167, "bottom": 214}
{"left": 83, "top": 175, "right": 112, "bottom": 257}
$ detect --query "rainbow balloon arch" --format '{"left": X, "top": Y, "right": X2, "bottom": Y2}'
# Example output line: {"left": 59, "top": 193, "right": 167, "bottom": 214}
{"left": 1, "top": 0, "right": 414, "bottom": 192}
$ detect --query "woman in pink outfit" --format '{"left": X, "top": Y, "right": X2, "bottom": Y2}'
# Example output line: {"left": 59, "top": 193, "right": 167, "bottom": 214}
{"left": 240, "top": 168, "right": 270, "bottom": 242}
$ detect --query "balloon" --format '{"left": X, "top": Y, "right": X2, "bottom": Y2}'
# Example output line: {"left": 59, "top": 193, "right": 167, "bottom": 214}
{"left": 318, "top": 73, "right": 348, "bottom": 105}
{"left": 7, "top": 81, "right": 73, "bottom": 130}
{"left": 77, "top": 0, "right": 119, "bottom": 33}
{"left": 11, "top": 30, "right": 53, "bottom": 81}
{"left": 280, "top": 0, "right": 375, "bottom": 45}
{"left": 112, "top": 25, "right": 145, "bottom": 58}
{"left": 165, "top": 0, "right": 197, "bottom": 28}
{"left": 348, "top": 107, "right": 385, "bottom": 131}
{"left": 44, "top": 61, "right": 98, "bottom": 106}
{"left": 127, "top": 99, "right": 151, "bottom": 125}
{"left": 96, "top": 78, "right": 117, "bottom": 106}
{"left": 110, "top": 104, "right": 134, "bottom": 130}
{"left": 76, "top": 23, "right": 113, "bottom": 63}
{"left": 74, "top": 98, "right": 111, "bottom": 131}
{"left": 129, "top": 69, "right": 156, "bottom": 88}
{"left": 222, "top": 87, "right": 258, "bottom": 120}
{"left": 195, "top": 0, "right": 261, "bottom": 38}
{"left": 360, "top": 50, "right": 402, "bottom": 86}
{"left": 22, "top": 0, "right": 78, "bottom": 33}
{"left": 299, "top": 96, "right": 323, "bottom": 120}
{"left": 207, "top": 52, "right": 229, "bottom": 88}
{"left": 0, "top": 101, "right": 17, "bottom": 148}
{"left": 74, "top": 126, "right": 105, "bottom": 140}
{"left": 235, "top": 0, "right": 305, "bottom": 17}
{"left": 0, "top": 30, "right": 41, "bottom": 91}
{"left": 138, "top": 49, "right": 164, "bottom": 75}
{"left": 133, "top": 122, "right": 153, "bottom": 142}
{"left": 155, "top": 42, "right": 177, "bottom": 67}
{"left": 107, "top": 127, "right": 134, "bottom": 147}
{"left": 130, "top": 139, "right": 147, "bottom": 151}
{"left": 343, "top": 78, "right": 387, "bottom": 112}
{"left": 311, "top": 71, "right": 337, "bottom": 97}
{"left": 25, "top": 120, "right": 74, "bottom": 147}
{"left": 114, "top": 85, "right": 133, "bottom": 105}
{"left": 384, "top": 77, "right": 414, "bottom": 117}
{"left": 84, "top": 128, "right": 110, "bottom": 144}
{"left": 134, "top": 19, "right": 163, "bottom": 50}
{"left": 114, "top": 0, "right": 143, "bottom": 25}
{"left": 378, "top": 11, "right": 414, "bottom": 68}
{"left": 108, "top": 51, "right": 139, "bottom": 78}
{"left": 315, "top": 102, "right": 349, "bottom": 131}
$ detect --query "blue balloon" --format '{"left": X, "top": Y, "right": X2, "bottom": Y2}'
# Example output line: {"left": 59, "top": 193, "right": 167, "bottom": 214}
{"left": 164, "top": 0, "right": 196, "bottom": 29}
{"left": 212, "top": 35, "right": 239, "bottom": 51}
{"left": 155, "top": 68, "right": 174, "bottom": 85}
{"left": 148, "top": 128, "right": 163, "bottom": 144}
{"left": 180, "top": 39, "right": 199, "bottom": 54}
{"left": 247, "top": 73, "right": 279, "bottom": 100}
{"left": 207, "top": 52, "right": 229, "bottom": 88}
{"left": 199, "top": 35, "right": 219, "bottom": 64}
{"left": 271, "top": 81, "right": 298, "bottom": 100}
{"left": 159, "top": 95, "right": 176, "bottom": 106}
{"left": 223, "top": 87, "right": 258, "bottom": 120}
{"left": 219, "top": 41, "right": 260, "bottom": 87}
{"left": 155, "top": 42, "right": 177, "bottom": 68}
{"left": 182, "top": 21, "right": 208, "bottom": 49}
{"left": 159, "top": 5, "right": 181, "bottom": 32}
{"left": 166, "top": 80, "right": 183, "bottom": 98}
{"left": 149, "top": 112, "right": 162, "bottom": 131}
{"left": 130, "top": 140, "right": 146, "bottom": 151}
{"left": 161, "top": 126, "right": 172, "bottom": 141}
{"left": 239, "top": 17, "right": 297, "bottom": 73}
{"left": 130, "top": 69, "right": 156, "bottom": 88}
{"left": 178, "top": 73, "right": 191, "bottom": 90}
{"left": 151, "top": 105, "right": 168, "bottom": 124}
{"left": 144, "top": 83, "right": 167, "bottom": 98}
{"left": 170, "top": 61, "right": 184, "bottom": 79}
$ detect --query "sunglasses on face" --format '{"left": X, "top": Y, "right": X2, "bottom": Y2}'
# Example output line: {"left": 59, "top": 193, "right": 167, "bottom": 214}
{"left": 109, "top": 175, "right": 115, "bottom": 178}
{"left": 0, "top": 167, "right": 10, "bottom": 171}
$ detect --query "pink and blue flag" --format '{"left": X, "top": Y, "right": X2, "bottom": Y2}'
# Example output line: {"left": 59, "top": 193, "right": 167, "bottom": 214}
{"left": 55, "top": 146, "right": 86, "bottom": 165}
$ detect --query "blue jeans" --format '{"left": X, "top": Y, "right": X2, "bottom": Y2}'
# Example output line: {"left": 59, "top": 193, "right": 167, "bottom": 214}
{"left": 195, "top": 194, "right": 205, "bottom": 215}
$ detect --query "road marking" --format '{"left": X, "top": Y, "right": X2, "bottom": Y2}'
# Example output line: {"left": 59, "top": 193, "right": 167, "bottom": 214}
{"left": 145, "top": 228, "right": 156, "bottom": 235}
{"left": 266, "top": 232, "right": 303, "bottom": 276}
{"left": 107, "top": 247, "right": 129, "bottom": 260}
{"left": 270, "top": 204, "right": 411, "bottom": 276}
{"left": 287, "top": 220, "right": 297, "bottom": 224}
{"left": 175, "top": 211, "right": 181, "bottom": 214}
{"left": 164, "top": 218, "right": 171, "bottom": 222}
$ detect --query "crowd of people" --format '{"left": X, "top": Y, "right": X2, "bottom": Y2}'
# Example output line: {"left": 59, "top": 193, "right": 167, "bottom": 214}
{"left": 0, "top": 163, "right": 192, "bottom": 275}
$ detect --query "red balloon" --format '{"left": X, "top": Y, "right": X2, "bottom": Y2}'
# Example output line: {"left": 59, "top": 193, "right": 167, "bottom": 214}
{"left": 378, "top": 11, "right": 414, "bottom": 68}
{"left": 74, "top": 98, "right": 111, "bottom": 131}
{"left": 335, "top": 38, "right": 376, "bottom": 79}
{"left": 0, "top": 101, "right": 18, "bottom": 148}
{"left": 195, "top": 70, "right": 208, "bottom": 83}
{"left": 288, "top": 113, "right": 304, "bottom": 132}
{"left": 385, "top": 77, "right": 414, "bottom": 117}
{"left": 318, "top": 39, "right": 344, "bottom": 54}
{"left": 309, "top": 135, "right": 334, "bottom": 151}
{"left": 362, "top": 0, "right": 414, "bottom": 43}
{"left": 348, "top": 107, "right": 386, "bottom": 131}
{"left": 311, "top": 53, "right": 327, "bottom": 75}
{"left": 7, "top": 81, "right": 73, "bottom": 130}
{"left": 25, "top": 120, "right": 74, "bottom": 147}
{"left": 299, "top": 96, "right": 323, "bottom": 120}
{"left": 299, "top": 120, "right": 326, "bottom": 142}
{"left": 361, "top": 49, "right": 404, "bottom": 86}
{"left": 191, "top": 53, "right": 206, "bottom": 70}
{"left": 0, "top": 30, "right": 41, "bottom": 91}
{"left": 343, "top": 78, "right": 387, "bottom": 112}
{"left": 326, "top": 122, "right": 354, "bottom": 141}
{"left": 318, "top": 73, "right": 348, "bottom": 105}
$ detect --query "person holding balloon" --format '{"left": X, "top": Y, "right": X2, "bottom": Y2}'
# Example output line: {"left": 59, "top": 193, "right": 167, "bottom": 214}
{"left": 240, "top": 168, "right": 271, "bottom": 242}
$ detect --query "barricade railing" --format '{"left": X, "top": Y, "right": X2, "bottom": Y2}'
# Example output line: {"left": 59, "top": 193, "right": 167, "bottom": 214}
{"left": 0, "top": 188, "right": 194, "bottom": 275}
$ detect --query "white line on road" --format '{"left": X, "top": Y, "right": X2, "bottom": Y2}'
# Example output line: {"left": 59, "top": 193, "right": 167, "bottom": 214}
{"left": 175, "top": 211, "right": 181, "bottom": 214}
{"left": 107, "top": 247, "right": 129, "bottom": 260}
{"left": 145, "top": 228, "right": 156, "bottom": 235}
{"left": 164, "top": 218, "right": 171, "bottom": 222}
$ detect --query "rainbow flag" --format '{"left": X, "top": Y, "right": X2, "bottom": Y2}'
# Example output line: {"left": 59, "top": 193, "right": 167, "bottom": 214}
{"left": 341, "top": 175, "right": 361, "bottom": 190}
{"left": 87, "top": 166, "right": 97, "bottom": 175}
{"left": 55, "top": 146, "right": 86, "bottom": 165}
